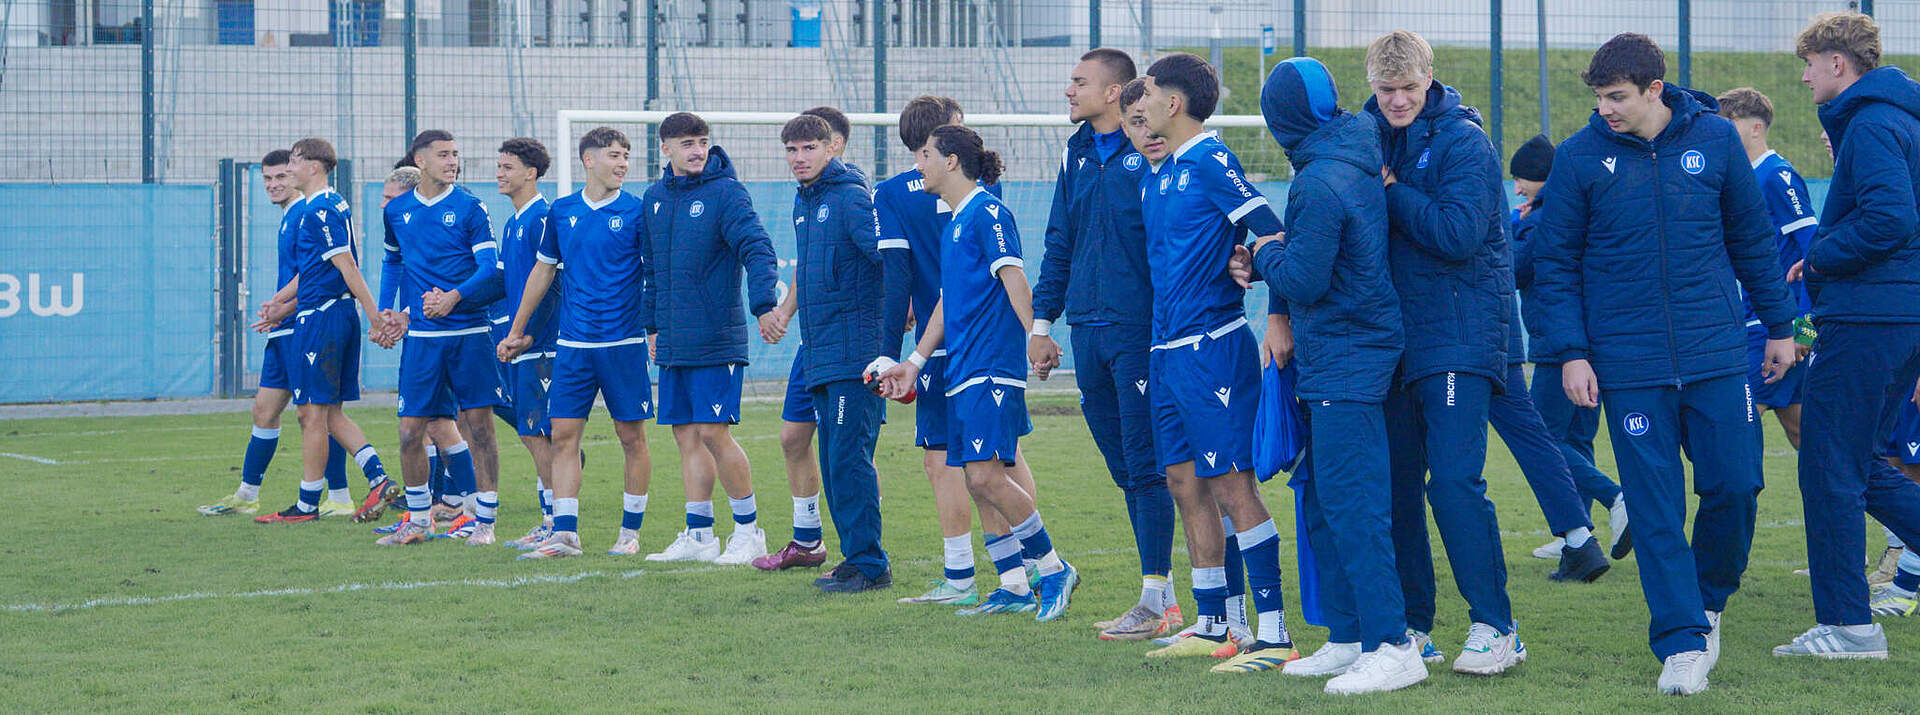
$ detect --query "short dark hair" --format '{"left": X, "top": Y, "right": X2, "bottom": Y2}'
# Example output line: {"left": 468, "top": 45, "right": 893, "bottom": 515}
{"left": 291, "top": 137, "right": 337, "bottom": 173}
{"left": 802, "top": 106, "right": 851, "bottom": 141}
{"left": 498, "top": 137, "right": 551, "bottom": 178}
{"left": 1582, "top": 33, "right": 1666, "bottom": 90}
{"left": 407, "top": 129, "right": 455, "bottom": 164}
{"left": 898, "top": 95, "right": 964, "bottom": 151}
{"left": 781, "top": 114, "right": 833, "bottom": 145}
{"left": 1118, "top": 78, "right": 1149, "bottom": 110}
{"left": 658, "top": 112, "right": 709, "bottom": 141}
{"left": 1081, "top": 47, "right": 1137, "bottom": 86}
{"left": 1716, "top": 87, "right": 1774, "bottom": 127}
{"left": 929, "top": 125, "right": 1003, "bottom": 185}
{"left": 261, "top": 149, "right": 292, "bottom": 167}
{"left": 578, "top": 126, "right": 631, "bottom": 157}
{"left": 1146, "top": 53, "right": 1220, "bottom": 121}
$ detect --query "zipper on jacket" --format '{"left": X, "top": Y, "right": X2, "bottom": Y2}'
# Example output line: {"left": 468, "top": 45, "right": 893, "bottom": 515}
{"left": 1648, "top": 147, "right": 1683, "bottom": 388}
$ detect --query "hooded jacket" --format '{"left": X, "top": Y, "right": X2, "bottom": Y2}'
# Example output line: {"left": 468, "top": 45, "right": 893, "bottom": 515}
{"left": 1033, "top": 121, "right": 1154, "bottom": 327}
{"left": 1365, "top": 81, "right": 1513, "bottom": 386}
{"left": 793, "top": 158, "right": 908, "bottom": 387}
{"left": 1257, "top": 77, "right": 1405, "bottom": 403}
{"left": 639, "top": 146, "right": 780, "bottom": 367}
{"left": 1532, "top": 83, "right": 1797, "bottom": 390}
{"left": 1509, "top": 191, "right": 1568, "bottom": 364}
{"left": 1809, "top": 65, "right": 1920, "bottom": 323}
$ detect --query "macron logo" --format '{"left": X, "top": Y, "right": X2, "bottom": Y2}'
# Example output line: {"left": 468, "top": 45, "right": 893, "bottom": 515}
{"left": 991, "top": 389, "right": 1005, "bottom": 406}
{"left": 971, "top": 439, "right": 984, "bottom": 453}
{"left": 1135, "top": 379, "right": 1148, "bottom": 395}
{"left": 305, "top": 352, "right": 317, "bottom": 365}
{"left": 402, "top": 213, "right": 412, "bottom": 224}
{"left": 712, "top": 404, "right": 723, "bottom": 416}
{"left": 540, "top": 378, "right": 551, "bottom": 390}
{"left": 1215, "top": 387, "right": 1231, "bottom": 407}
{"left": 1203, "top": 451, "right": 1218, "bottom": 467}
{"left": 985, "top": 204, "right": 1000, "bottom": 219}
{"left": 1908, "top": 442, "right": 1918, "bottom": 457}
{"left": 1602, "top": 157, "right": 1617, "bottom": 174}
{"left": 1212, "top": 151, "right": 1230, "bottom": 167}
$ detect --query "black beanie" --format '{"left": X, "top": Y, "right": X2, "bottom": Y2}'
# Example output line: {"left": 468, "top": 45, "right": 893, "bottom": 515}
{"left": 1510, "top": 133, "right": 1554, "bottom": 182}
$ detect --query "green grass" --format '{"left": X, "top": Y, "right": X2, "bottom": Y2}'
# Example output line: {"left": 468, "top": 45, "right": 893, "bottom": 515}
{"left": 0, "top": 391, "right": 1914, "bottom": 711}
{"left": 1195, "top": 46, "right": 1920, "bottom": 181}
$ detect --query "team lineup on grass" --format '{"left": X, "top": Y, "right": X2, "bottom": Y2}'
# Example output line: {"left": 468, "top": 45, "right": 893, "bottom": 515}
{"left": 186, "top": 11, "right": 1920, "bottom": 698}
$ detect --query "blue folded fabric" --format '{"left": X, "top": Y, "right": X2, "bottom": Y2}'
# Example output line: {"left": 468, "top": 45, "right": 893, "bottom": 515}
{"left": 1252, "top": 361, "right": 1307, "bottom": 481}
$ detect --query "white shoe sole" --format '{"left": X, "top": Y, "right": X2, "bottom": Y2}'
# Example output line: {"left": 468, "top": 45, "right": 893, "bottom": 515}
{"left": 1282, "top": 662, "right": 1353, "bottom": 677}
{"left": 1774, "top": 650, "right": 1889, "bottom": 660}
{"left": 714, "top": 550, "right": 766, "bottom": 565}
{"left": 646, "top": 550, "right": 721, "bottom": 562}
{"left": 1453, "top": 652, "right": 1521, "bottom": 675}
{"left": 1326, "top": 666, "right": 1427, "bottom": 695}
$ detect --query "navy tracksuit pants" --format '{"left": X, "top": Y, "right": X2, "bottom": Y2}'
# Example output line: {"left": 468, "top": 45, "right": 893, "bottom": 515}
{"left": 1800, "top": 322, "right": 1920, "bottom": 626}
{"left": 1071, "top": 323, "right": 1174, "bottom": 578}
{"left": 1490, "top": 362, "right": 1594, "bottom": 535}
{"left": 1532, "top": 363, "right": 1623, "bottom": 511}
{"left": 812, "top": 380, "right": 890, "bottom": 579}
{"left": 1601, "top": 373, "right": 1760, "bottom": 660}
{"left": 1388, "top": 372, "right": 1514, "bottom": 634}
{"left": 1299, "top": 399, "right": 1407, "bottom": 650}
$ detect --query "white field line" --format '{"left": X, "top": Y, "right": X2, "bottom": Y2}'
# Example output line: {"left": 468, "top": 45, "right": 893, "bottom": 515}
{"left": 0, "top": 452, "right": 58, "bottom": 464}
{"left": 4, "top": 548, "right": 1137, "bottom": 615}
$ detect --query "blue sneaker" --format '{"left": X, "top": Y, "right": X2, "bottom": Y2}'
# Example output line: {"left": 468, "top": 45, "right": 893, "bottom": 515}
{"left": 1034, "top": 561, "right": 1080, "bottom": 622}
{"left": 956, "top": 588, "right": 1038, "bottom": 615}
{"left": 1410, "top": 629, "right": 1446, "bottom": 663}
{"left": 372, "top": 517, "right": 407, "bottom": 535}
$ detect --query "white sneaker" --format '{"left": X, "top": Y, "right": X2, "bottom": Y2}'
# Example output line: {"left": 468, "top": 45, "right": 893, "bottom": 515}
{"left": 1532, "top": 537, "right": 1565, "bottom": 560}
{"left": 1452, "top": 622, "right": 1525, "bottom": 675}
{"left": 1704, "top": 611, "right": 1721, "bottom": 669}
{"left": 1325, "top": 640, "right": 1428, "bottom": 695}
{"left": 1284, "top": 641, "right": 1362, "bottom": 677}
{"left": 645, "top": 529, "right": 720, "bottom": 562}
{"left": 714, "top": 525, "right": 768, "bottom": 565}
{"left": 1657, "top": 650, "right": 1710, "bottom": 695}
{"left": 1608, "top": 496, "right": 1632, "bottom": 558}
{"left": 607, "top": 528, "right": 641, "bottom": 556}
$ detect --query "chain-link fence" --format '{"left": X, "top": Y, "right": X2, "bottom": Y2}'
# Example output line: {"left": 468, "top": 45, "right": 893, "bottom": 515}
{"left": 0, "top": 0, "right": 1907, "bottom": 402}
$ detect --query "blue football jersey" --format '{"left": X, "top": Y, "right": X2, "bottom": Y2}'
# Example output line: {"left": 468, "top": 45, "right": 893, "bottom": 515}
{"left": 874, "top": 169, "right": 1003, "bottom": 343}
{"left": 499, "top": 195, "right": 559, "bottom": 349}
{"left": 1744, "top": 150, "right": 1817, "bottom": 329}
{"left": 381, "top": 185, "right": 497, "bottom": 332}
{"left": 275, "top": 193, "right": 309, "bottom": 291}
{"left": 536, "top": 190, "right": 650, "bottom": 346}
{"left": 294, "top": 187, "right": 358, "bottom": 307}
{"left": 1142, "top": 133, "right": 1272, "bottom": 341}
{"left": 940, "top": 187, "right": 1028, "bottom": 390}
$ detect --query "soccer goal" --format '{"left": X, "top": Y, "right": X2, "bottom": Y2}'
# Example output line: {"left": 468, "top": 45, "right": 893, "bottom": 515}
{"left": 549, "top": 108, "right": 1284, "bottom": 390}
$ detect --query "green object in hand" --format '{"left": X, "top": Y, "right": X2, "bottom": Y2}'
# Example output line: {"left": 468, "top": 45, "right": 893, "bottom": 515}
{"left": 1794, "top": 314, "right": 1818, "bottom": 347}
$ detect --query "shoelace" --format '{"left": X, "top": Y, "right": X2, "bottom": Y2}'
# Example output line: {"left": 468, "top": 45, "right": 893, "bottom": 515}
{"left": 1666, "top": 651, "right": 1703, "bottom": 673}
{"left": 1463, "top": 624, "right": 1500, "bottom": 653}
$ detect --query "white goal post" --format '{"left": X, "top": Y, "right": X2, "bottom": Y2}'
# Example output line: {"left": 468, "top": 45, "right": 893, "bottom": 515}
{"left": 553, "top": 109, "right": 1270, "bottom": 196}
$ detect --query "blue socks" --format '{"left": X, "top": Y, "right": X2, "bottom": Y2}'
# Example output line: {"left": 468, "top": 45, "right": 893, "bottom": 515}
{"left": 323, "top": 439, "right": 348, "bottom": 492}
{"left": 623, "top": 492, "right": 648, "bottom": 531}
{"left": 730, "top": 494, "right": 758, "bottom": 527}
{"left": 1223, "top": 516, "right": 1247, "bottom": 600}
{"left": 792, "top": 495, "right": 822, "bottom": 544}
{"left": 353, "top": 444, "right": 387, "bottom": 487}
{"left": 474, "top": 491, "right": 499, "bottom": 524}
{"left": 1236, "top": 518, "right": 1290, "bottom": 646}
{"left": 444, "top": 442, "right": 476, "bottom": 506}
{"left": 1193, "top": 565, "right": 1229, "bottom": 632}
{"left": 686, "top": 500, "right": 716, "bottom": 533}
{"left": 241, "top": 426, "right": 278, "bottom": 487}
{"left": 404, "top": 484, "right": 431, "bottom": 525}
{"left": 554, "top": 497, "right": 579, "bottom": 533}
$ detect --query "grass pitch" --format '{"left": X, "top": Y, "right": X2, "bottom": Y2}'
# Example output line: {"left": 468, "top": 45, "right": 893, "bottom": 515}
{"left": 1, "top": 391, "right": 1914, "bottom": 712}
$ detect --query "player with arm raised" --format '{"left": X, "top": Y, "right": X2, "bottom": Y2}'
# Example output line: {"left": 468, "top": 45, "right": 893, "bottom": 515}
{"left": 501, "top": 127, "right": 655, "bottom": 560}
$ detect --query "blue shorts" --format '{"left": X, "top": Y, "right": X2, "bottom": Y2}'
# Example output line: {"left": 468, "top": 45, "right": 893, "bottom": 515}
{"left": 397, "top": 331, "right": 505, "bottom": 418}
{"left": 291, "top": 300, "right": 361, "bottom": 406}
{"left": 549, "top": 341, "right": 655, "bottom": 422}
{"left": 1150, "top": 321, "right": 1258, "bottom": 477}
{"left": 944, "top": 378, "right": 1031, "bottom": 467}
{"left": 258, "top": 331, "right": 296, "bottom": 391}
{"left": 510, "top": 349, "right": 556, "bottom": 437}
{"left": 658, "top": 363, "right": 745, "bottom": 425}
{"left": 782, "top": 351, "right": 814, "bottom": 423}
{"left": 1884, "top": 398, "right": 1920, "bottom": 465}
{"left": 1746, "top": 333, "right": 1805, "bottom": 407}
{"left": 915, "top": 355, "right": 951, "bottom": 450}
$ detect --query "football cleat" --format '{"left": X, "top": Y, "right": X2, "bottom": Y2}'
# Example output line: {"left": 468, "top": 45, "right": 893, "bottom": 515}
{"left": 439, "top": 513, "right": 477, "bottom": 540}
{"left": 955, "top": 588, "right": 1037, "bottom": 616}
{"left": 509, "top": 523, "right": 553, "bottom": 550}
{"left": 351, "top": 478, "right": 398, "bottom": 523}
{"left": 463, "top": 522, "right": 495, "bottom": 546}
{"left": 1033, "top": 562, "right": 1080, "bottom": 622}
{"left": 315, "top": 500, "right": 355, "bottom": 518}
{"left": 753, "top": 541, "right": 828, "bottom": 571}
{"left": 1145, "top": 631, "right": 1235, "bottom": 658}
{"left": 517, "top": 531, "right": 584, "bottom": 560}
{"left": 374, "top": 519, "right": 433, "bottom": 546}
{"left": 899, "top": 581, "right": 980, "bottom": 606}
{"left": 607, "top": 528, "right": 641, "bottom": 556}
{"left": 253, "top": 505, "right": 318, "bottom": 524}
{"left": 1211, "top": 644, "right": 1301, "bottom": 673}
{"left": 198, "top": 495, "right": 259, "bottom": 516}
{"left": 1098, "top": 605, "right": 1169, "bottom": 641}
{"left": 1871, "top": 587, "right": 1919, "bottom": 618}
{"left": 373, "top": 516, "right": 409, "bottom": 534}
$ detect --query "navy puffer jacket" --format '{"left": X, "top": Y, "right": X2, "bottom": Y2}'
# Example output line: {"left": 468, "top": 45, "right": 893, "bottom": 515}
{"left": 1532, "top": 84, "right": 1797, "bottom": 390}
{"left": 639, "top": 146, "right": 780, "bottom": 367}
{"left": 1256, "top": 110, "right": 1406, "bottom": 403}
{"left": 794, "top": 159, "right": 907, "bottom": 387}
{"left": 1365, "top": 82, "right": 1513, "bottom": 386}
{"left": 1809, "top": 65, "right": 1920, "bottom": 323}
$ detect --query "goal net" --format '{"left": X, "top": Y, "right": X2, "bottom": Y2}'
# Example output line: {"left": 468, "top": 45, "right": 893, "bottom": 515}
{"left": 550, "top": 109, "right": 1285, "bottom": 393}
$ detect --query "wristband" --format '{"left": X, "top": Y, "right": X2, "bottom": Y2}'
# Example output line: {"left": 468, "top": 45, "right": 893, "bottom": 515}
{"left": 1031, "top": 319, "right": 1052, "bottom": 337}
{"left": 906, "top": 352, "right": 927, "bottom": 369}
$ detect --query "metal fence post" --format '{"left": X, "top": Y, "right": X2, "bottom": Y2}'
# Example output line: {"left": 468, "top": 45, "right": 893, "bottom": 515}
{"left": 404, "top": 0, "right": 419, "bottom": 143}
{"left": 1677, "top": 0, "right": 1691, "bottom": 88}
{"left": 217, "top": 159, "right": 244, "bottom": 397}
{"left": 1292, "top": 0, "right": 1305, "bottom": 57}
{"left": 1537, "top": 0, "right": 1549, "bottom": 138}
{"left": 142, "top": 0, "right": 156, "bottom": 183}
{"left": 1490, "top": 0, "right": 1503, "bottom": 161}
{"left": 1090, "top": 0, "right": 1100, "bottom": 49}
{"left": 1861, "top": 0, "right": 1874, "bottom": 16}
{"left": 647, "top": 0, "right": 661, "bottom": 176}
{"left": 872, "top": 0, "right": 888, "bottom": 176}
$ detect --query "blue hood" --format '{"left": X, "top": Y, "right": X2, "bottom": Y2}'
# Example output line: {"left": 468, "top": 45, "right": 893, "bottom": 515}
{"left": 1588, "top": 82, "right": 1719, "bottom": 148}
{"left": 659, "top": 144, "right": 739, "bottom": 188}
{"left": 1262, "top": 57, "right": 1342, "bottom": 151}
{"left": 1289, "top": 110, "right": 1382, "bottom": 177}
{"left": 1819, "top": 65, "right": 1920, "bottom": 145}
